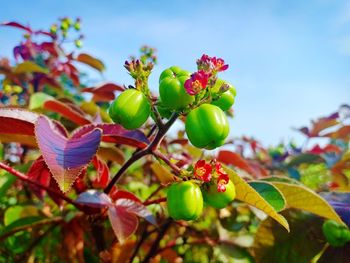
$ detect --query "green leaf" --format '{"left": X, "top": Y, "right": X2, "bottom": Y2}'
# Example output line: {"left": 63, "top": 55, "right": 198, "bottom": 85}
{"left": 286, "top": 153, "right": 323, "bottom": 167}
{"left": 223, "top": 165, "right": 290, "bottom": 232}
{"left": 262, "top": 176, "right": 301, "bottom": 185}
{"left": 0, "top": 172, "right": 16, "bottom": 196}
{"left": 253, "top": 210, "right": 326, "bottom": 263}
{"left": 272, "top": 182, "right": 345, "bottom": 225}
{"left": 249, "top": 181, "right": 286, "bottom": 212}
{"left": 4, "top": 205, "right": 39, "bottom": 226}
{"left": 0, "top": 216, "right": 44, "bottom": 238}
{"left": 29, "top": 92, "right": 54, "bottom": 110}
{"left": 214, "top": 243, "right": 254, "bottom": 263}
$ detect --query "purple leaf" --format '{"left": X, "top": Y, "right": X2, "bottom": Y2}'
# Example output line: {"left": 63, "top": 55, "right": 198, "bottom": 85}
{"left": 72, "top": 123, "right": 149, "bottom": 148}
{"left": 107, "top": 197, "right": 156, "bottom": 243}
{"left": 108, "top": 204, "right": 139, "bottom": 244}
{"left": 116, "top": 198, "right": 156, "bottom": 225}
{"left": 76, "top": 190, "right": 112, "bottom": 208}
{"left": 35, "top": 116, "right": 102, "bottom": 193}
{"left": 321, "top": 192, "right": 350, "bottom": 227}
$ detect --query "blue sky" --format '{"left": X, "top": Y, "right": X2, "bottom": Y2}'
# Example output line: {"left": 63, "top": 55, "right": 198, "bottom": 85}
{"left": 1, "top": 0, "right": 349, "bottom": 146}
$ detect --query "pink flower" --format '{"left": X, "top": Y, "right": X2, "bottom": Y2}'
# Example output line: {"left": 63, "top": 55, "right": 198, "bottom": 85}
{"left": 194, "top": 160, "right": 212, "bottom": 182}
{"left": 211, "top": 57, "right": 229, "bottom": 72}
{"left": 184, "top": 70, "right": 211, "bottom": 95}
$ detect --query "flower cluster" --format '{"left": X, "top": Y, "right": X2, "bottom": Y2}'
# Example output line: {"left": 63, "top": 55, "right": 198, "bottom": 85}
{"left": 194, "top": 159, "right": 230, "bottom": 192}
{"left": 184, "top": 70, "right": 210, "bottom": 95}
{"left": 197, "top": 54, "right": 229, "bottom": 73}
{"left": 184, "top": 54, "right": 229, "bottom": 96}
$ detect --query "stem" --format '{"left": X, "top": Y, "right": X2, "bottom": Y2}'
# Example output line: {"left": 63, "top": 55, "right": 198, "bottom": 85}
{"left": 104, "top": 113, "right": 179, "bottom": 195}
{"left": 143, "top": 197, "right": 166, "bottom": 206}
{"left": 152, "top": 150, "right": 182, "bottom": 176}
{"left": 104, "top": 149, "right": 149, "bottom": 194}
{"left": 151, "top": 104, "right": 164, "bottom": 129}
{"left": 0, "top": 162, "right": 78, "bottom": 207}
{"left": 16, "top": 223, "right": 59, "bottom": 262}
{"left": 142, "top": 219, "right": 172, "bottom": 263}
{"left": 0, "top": 217, "right": 63, "bottom": 242}
{"left": 144, "top": 185, "right": 163, "bottom": 202}
{"left": 129, "top": 225, "right": 148, "bottom": 263}
{"left": 149, "top": 113, "right": 178, "bottom": 150}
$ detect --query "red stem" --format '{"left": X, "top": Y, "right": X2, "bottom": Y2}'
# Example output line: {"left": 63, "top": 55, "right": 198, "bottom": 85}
{"left": 152, "top": 150, "right": 182, "bottom": 176}
{"left": 143, "top": 197, "right": 167, "bottom": 206}
{"left": 0, "top": 162, "right": 79, "bottom": 208}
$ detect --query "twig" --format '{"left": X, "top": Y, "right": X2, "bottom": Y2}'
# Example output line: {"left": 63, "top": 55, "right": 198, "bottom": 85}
{"left": 144, "top": 185, "right": 164, "bottom": 202}
{"left": 104, "top": 113, "right": 179, "bottom": 194}
{"left": 129, "top": 225, "right": 149, "bottom": 263}
{"left": 143, "top": 197, "right": 166, "bottom": 206}
{"left": 0, "top": 162, "right": 78, "bottom": 207}
{"left": 16, "top": 223, "right": 59, "bottom": 262}
{"left": 152, "top": 150, "right": 182, "bottom": 176}
{"left": 104, "top": 149, "right": 149, "bottom": 194}
{"left": 142, "top": 219, "right": 172, "bottom": 263}
{"left": 0, "top": 217, "right": 64, "bottom": 242}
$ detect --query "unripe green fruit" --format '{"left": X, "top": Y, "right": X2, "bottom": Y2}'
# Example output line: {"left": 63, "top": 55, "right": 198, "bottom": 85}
{"left": 109, "top": 89, "right": 151, "bottom": 130}
{"left": 159, "top": 66, "right": 194, "bottom": 110}
{"left": 322, "top": 220, "right": 350, "bottom": 247}
{"left": 203, "top": 180, "right": 236, "bottom": 209}
{"left": 185, "top": 104, "right": 229, "bottom": 150}
{"left": 212, "top": 87, "right": 236, "bottom": 111}
{"left": 167, "top": 181, "right": 203, "bottom": 221}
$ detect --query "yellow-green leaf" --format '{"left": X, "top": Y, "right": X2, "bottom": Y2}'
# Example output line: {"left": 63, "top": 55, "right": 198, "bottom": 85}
{"left": 151, "top": 162, "right": 175, "bottom": 184}
{"left": 14, "top": 61, "right": 48, "bottom": 74}
{"left": 76, "top": 53, "right": 105, "bottom": 72}
{"left": 249, "top": 181, "right": 286, "bottom": 212}
{"left": 224, "top": 166, "right": 290, "bottom": 232}
{"left": 80, "top": 101, "right": 112, "bottom": 123}
{"left": 272, "top": 182, "right": 345, "bottom": 225}
{"left": 29, "top": 92, "right": 54, "bottom": 110}
{"left": 97, "top": 146, "right": 124, "bottom": 165}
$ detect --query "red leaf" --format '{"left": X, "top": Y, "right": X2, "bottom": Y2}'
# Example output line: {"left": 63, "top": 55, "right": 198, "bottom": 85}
{"left": 26, "top": 156, "right": 64, "bottom": 207}
{"left": 0, "top": 108, "right": 67, "bottom": 146}
{"left": 35, "top": 116, "right": 102, "bottom": 192}
{"left": 217, "top": 150, "right": 256, "bottom": 176}
{"left": 72, "top": 123, "right": 149, "bottom": 149}
{"left": 299, "top": 112, "right": 339, "bottom": 137}
{"left": 82, "top": 83, "right": 125, "bottom": 102}
{"left": 91, "top": 156, "right": 110, "bottom": 188}
{"left": 76, "top": 190, "right": 112, "bottom": 208}
{"left": 44, "top": 100, "right": 91, "bottom": 125}
{"left": 110, "top": 189, "right": 141, "bottom": 203}
{"left": 108, "top": 198, "right": 156, "bottom": 244}
{"left": 108, "top": 204, "right": 139, "bottom": 244}
{"left": 27, "top": 156, "right": 51, "bottom": 199}
{"left": 308, "top": 144, "right": 342, "bottom": 155}
{"left": 1, "top": 21, "right": 32, "bottom": 33}
{"left": 76, "top": 53, "right": 105, "bottom": 72}
{"left": 323, "top": 126, "right": 350, "bottom": 140}
{"left": 115, "top": 198, "right": 156, "bottom": 225}
{"left": 0, "top": 108, "right": 38, "bottom": 136}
